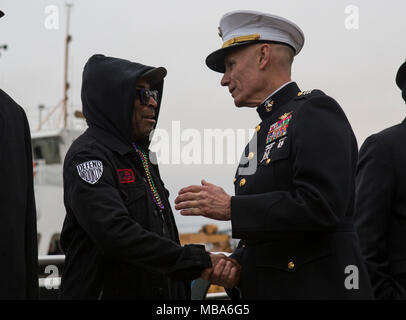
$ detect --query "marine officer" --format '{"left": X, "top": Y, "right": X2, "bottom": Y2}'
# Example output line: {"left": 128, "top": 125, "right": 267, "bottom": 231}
{"left": 354, "top": 60, "right": 406, "bottom": 299}
{"left": 175, "top": 10, "right": 373, "bottom": 299}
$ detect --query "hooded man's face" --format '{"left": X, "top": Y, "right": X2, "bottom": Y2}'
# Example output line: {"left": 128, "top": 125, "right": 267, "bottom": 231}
{"left": 132, "top": 79, "right": 158, "bottom": 142}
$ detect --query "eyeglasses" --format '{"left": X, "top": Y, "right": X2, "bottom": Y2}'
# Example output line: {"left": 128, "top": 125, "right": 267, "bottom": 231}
{"left": 135, "top": 88, "right": 158, "bottom": 105}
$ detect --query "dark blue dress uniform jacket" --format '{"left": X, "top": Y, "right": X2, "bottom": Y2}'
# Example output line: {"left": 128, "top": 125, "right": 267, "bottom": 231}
{"left": 355, "top": 118, "right": 406, "bottom": 299}
{"left": 228, "top": 82, "right": 373, "bottom": 299}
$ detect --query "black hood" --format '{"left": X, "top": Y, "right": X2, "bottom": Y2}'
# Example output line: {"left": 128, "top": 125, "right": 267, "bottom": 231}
{"left": 81, "top": 54, "right": 164, "bottom": 148}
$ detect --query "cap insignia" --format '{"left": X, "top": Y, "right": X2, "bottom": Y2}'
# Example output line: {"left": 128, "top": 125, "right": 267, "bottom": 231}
{"left": 218, "top": 27, "right": 223, "bottom": 38}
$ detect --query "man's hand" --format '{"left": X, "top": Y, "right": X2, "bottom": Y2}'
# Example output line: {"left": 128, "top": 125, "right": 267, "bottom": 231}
{"left": 174, "top": 180, "right": 231, "bottom": 221}
{"left": 201, "top": 253, "right": 241, "bottom": 289}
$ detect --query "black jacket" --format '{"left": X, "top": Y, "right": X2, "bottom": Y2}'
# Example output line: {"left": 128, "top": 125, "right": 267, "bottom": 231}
{"left": 59, "top": 55, "right": 211, "bottom": 299}
{"left": 0, "top": 89, "right": 38, "bottom": 299}
{"left": 228, "top": 82, "right": 373, "bottom": 299}
{"left": 354, "top": 118, "right": 406, "bottom": 299}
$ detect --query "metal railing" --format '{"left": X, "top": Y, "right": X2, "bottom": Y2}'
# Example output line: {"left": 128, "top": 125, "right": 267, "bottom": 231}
{"left": 38, "top": 255, "right": 229, "bottom": 300}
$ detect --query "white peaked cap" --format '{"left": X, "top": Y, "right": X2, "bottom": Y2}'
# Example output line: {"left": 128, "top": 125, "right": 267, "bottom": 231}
{"left": 206, "top": 10, "right": 305, "bottom": 73}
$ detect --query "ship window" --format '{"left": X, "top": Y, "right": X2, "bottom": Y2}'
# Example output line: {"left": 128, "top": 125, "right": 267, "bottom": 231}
{"left": 32, "top": 136, "right": 61, "bottom": 164}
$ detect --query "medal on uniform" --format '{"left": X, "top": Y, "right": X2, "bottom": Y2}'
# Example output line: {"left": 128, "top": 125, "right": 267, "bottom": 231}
{"left": 277, "top": 136, "right": 287, "bottom": 149}
{"left": 261, "top": 142, "right": 275, "bottom": 162}
{"left": 266, "top": 112, "right": 293, "bottom": 144}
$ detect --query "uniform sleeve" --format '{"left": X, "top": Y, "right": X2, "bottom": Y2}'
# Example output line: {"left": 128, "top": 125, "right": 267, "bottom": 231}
{"left": 354, "top": 136, "right": 400, "bottom": 299}
{"left": 64, "top": 149, "right": 211, "bottom": 280}
{"left": 231, "top": 96, "right": 356, "bottom": 238}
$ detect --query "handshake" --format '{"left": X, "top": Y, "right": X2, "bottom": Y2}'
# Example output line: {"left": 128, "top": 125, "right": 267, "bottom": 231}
{"left": 201, "top": 253, "right": 241, "bottom": 289}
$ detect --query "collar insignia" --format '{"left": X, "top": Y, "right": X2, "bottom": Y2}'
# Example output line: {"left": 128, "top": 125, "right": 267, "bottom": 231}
{"left": 265, "top": 100, "right": 274, "bottom": 112}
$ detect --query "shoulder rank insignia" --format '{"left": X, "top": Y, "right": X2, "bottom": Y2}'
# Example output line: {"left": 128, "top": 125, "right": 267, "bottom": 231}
{"left": 297, "top": 90, "right": 313, "bottom": 96}
{"left": 266, "top": 112, "right": 293, "bottom": 144}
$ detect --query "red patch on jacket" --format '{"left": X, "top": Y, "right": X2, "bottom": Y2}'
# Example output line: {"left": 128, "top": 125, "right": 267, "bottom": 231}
{"left": 117, "top": 169, "right": 135, "bottom": 183}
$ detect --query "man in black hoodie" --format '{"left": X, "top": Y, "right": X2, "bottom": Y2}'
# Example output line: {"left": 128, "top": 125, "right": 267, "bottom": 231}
{"left": 59, "top": 54, "right": 237, "bottom": 299}
{"left": 0, "top": 9, "right": 39, "bottom": 300}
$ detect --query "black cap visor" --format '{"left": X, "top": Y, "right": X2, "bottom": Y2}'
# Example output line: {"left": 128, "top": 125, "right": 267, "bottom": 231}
{"left": 205, "top": 42, "right": 255, "bottom": 73}
{"left": 141, "top": 67, "right": 167, "bottom": 86}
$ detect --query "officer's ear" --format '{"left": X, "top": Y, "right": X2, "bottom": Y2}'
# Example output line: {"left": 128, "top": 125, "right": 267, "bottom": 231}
{"left": 257, "top": 44, "right": 271, "bottom": 70}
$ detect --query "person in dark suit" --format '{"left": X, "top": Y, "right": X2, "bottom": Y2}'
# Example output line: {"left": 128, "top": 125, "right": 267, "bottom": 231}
{"left": 0, "top": 9, "right": 39, "bottom": 300}
{"left": 175, "top": 10, "right": 373, "bottom": 299}
{"left": 354, "top": 60, "right": 406, "bottom": 299}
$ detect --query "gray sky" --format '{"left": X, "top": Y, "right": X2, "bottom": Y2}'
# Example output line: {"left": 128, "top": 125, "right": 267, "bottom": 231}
{"left": 1, "top": 0, "right": 405, "bottom": 232}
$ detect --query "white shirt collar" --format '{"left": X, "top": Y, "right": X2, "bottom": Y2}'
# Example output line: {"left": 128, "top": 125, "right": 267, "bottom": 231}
{"left": 260, "top": 80, "right": 294, "bottom": 105}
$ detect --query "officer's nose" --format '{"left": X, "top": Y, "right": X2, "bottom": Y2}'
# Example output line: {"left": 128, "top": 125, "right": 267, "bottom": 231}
{"left": 221, "top": 72, "right": 230, "bottom": 87}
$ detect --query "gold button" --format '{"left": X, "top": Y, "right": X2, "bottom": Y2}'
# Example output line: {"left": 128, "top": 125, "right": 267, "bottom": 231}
{"left": 297, "top": 91, "right": 303, "bottom": 96}
{"left": 233, "top": 178, "right": 237, "bottom": 183}
{"left": 288, "top": 261, "right": 295, "bottom": 270}
{"left": 248, "top": 152, "right": 254, "bottom": 160}
{"left": 266, "top": 158, "right": 271, "bottom": 165}
{"left": 239, "top": 178, "right": 246, "bottom": 187}
{"left": 255, "top": 125, "right": 261, "bottom": 132}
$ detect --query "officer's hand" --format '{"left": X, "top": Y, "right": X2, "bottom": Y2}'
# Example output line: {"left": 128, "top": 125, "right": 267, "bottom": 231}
{"left": 174, "top": 179, "right": 231, "bottom": 221}
{"left": 201, "top": 253, "right": 241, "bottom": 289}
